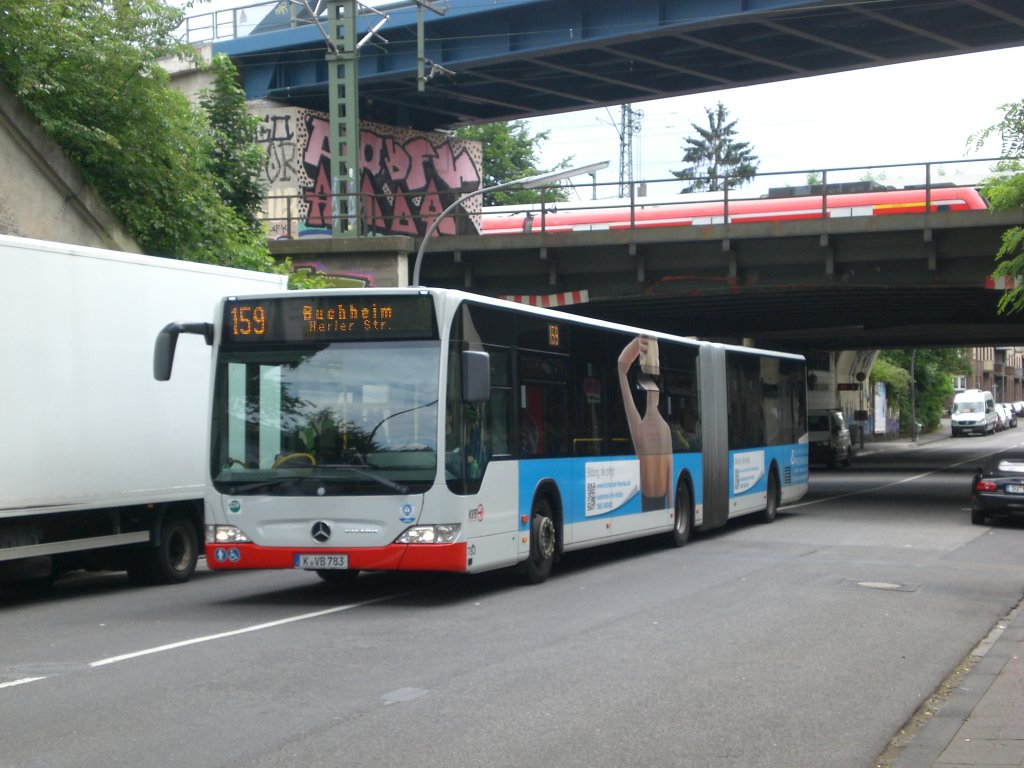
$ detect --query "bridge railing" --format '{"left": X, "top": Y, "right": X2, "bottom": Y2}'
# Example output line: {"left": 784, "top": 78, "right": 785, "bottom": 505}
{"left": 174, "top": 1, "right": 288, "bottom": 44}
{"left": 174, "top": 1, "right": 419, "bottom": 44}
{"left": 258, "top": 157, "right": 1003, "bottom": 241}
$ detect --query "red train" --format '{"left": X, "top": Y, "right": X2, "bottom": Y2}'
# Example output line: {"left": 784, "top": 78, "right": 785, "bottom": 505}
{"left": 480, "top": 184, "right": 987, "bottom": 235}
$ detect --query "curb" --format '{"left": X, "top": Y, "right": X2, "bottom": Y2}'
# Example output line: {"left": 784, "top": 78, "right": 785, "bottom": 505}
{"left": 890, "top": 599, "right": 1024, "bottom": 768}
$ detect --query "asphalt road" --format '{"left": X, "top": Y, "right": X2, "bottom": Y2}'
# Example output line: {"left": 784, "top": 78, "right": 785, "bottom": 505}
{"left": 3, "top": 428, "right": 1024, "bottom": 768}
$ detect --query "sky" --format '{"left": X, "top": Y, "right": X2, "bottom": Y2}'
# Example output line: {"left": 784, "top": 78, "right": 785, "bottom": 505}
{"left": 178, "top": 1, "right": 1024, "bottom": 197}
{"left": 526, "top": 46, "right": 1024, "bottom": 199}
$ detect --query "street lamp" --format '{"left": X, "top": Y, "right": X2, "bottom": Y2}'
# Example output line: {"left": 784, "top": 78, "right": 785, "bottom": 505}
{"left": 411, "top": 161, "right": 610, "bottom": 286}
{"left": 910, "top": 348, "right": 918, "bottom": 443}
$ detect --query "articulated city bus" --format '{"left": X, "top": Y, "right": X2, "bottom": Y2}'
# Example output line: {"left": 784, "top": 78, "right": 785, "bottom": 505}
{"left": 155, "top": 288, "right": 808, "bottom": 585}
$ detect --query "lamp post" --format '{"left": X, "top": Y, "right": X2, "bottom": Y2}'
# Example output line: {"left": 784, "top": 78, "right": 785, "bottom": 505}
{"left": 411, "top": 161, "right": 609, "bottom": 286}
{"left": 910, "top": 348, "right": 918, "bottom": 443}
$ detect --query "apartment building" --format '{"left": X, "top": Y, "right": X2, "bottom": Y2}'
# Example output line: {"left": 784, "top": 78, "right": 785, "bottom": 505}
{"left": 956, "top": 347, "right": 1024, "bottom": 403}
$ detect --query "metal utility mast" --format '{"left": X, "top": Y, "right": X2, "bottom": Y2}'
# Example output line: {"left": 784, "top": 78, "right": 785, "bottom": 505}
{"left": 321, "top": 0, "right": 446, "bottom": 237}
{"left": 617, "top": 104, "right": 643, "bottom": 198}
{"left": 324, "top": 0, "right": 361, "bottom": 237}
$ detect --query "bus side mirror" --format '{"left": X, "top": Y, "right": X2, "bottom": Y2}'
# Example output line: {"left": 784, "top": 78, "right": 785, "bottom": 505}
{"left": 462, "top": 350, "right": 491, "bottom": 403}
{"left": 154, "top": 322, "right": 213, "bottom": 381}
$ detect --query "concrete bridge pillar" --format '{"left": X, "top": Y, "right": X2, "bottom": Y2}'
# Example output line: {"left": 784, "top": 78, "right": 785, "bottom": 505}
{"left": 269, "top": 235, "right": 415, "bottom": 287}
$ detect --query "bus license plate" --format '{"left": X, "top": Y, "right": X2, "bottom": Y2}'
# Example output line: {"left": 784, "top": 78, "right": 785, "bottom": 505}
{"left": 1006, "top": 484, "right": 1024, "bottom": 495}
{"left": 294, "top": 554, "right": 348, "bottom": 569}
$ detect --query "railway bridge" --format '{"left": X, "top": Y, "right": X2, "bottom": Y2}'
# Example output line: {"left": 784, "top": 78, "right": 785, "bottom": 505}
{"left": 269, "top": 187, "right": 1024, "bottom": 352}
{"left": 185, "top": 0, "right": 1024, "bottom": 351}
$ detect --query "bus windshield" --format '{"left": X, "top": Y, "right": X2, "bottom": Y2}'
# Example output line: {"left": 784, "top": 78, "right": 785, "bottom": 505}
{"left": 211, "top": 340, "right": 440, "bottom": 495}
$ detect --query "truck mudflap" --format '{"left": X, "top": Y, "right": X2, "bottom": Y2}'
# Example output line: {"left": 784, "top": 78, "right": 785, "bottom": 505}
{"left": 205, "top": 542, "right": 468, "bottom": 572}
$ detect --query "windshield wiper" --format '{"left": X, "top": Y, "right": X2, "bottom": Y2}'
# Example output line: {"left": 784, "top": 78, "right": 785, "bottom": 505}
{"left": 222, "top": 467, "right": 411, "bottom": 495}
{"left": 225, "top": 476, "right": 306, "bottom": 494}
{"left": 318, "top": 464, "right": 410, "bottom": 494}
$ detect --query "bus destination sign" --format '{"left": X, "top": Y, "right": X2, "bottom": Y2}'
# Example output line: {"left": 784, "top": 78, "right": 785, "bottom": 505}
{"left": 222, "top": 294, "right": 437, "bottom": 344}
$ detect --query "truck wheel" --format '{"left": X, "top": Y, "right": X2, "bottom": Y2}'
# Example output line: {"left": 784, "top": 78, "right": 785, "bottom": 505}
{"left": 518, "top": 496, "right": 556, "bottom": 585}
{"left": 127, "top": 512, "right": 199, "bottom": 585}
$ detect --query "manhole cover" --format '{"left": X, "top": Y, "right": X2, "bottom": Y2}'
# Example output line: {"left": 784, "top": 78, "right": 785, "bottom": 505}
{"left": 840, "top": 579, "right": 919, "bottom": 592}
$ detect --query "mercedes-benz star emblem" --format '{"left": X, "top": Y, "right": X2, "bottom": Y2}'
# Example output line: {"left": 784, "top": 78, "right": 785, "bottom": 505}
{"left": 311, "top": 521, "right": 331, "bottom": 543}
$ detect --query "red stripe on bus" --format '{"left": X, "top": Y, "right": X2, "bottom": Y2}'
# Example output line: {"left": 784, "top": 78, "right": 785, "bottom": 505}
{"left": 206, "top": 543, "right": 468, "bottom": 572}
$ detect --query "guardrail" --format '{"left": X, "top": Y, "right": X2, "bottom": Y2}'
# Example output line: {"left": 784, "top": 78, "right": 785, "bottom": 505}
{"left": 258, "top": 157, "right": 1004, "bottom": 240}
{"left": 174, "top": 1, "right": 287, "bottom": 44}
{"left": 174, "top": 0, "right": 417, "bottom": 44}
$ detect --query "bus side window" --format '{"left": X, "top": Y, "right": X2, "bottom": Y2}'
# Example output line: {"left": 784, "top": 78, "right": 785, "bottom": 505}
{"left": 518, "top": 351, "right": 570, "bottom": 459}
{"left": 520, "top": 380, "right": 568, "bottom": 458}
{"left": 521, "top": 409, "right": 538, "bottom": 455}
{"left": 571, "top": 327, "right": 608, "bottom": 457}
{"left": 446, "top": 344, "right": 511, "bottom": 492}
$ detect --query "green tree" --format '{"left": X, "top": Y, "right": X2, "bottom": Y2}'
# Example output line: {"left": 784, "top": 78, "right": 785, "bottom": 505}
{"left": 672, "top": 102, "right": 759, "bottom": 193}
{"left": 971, "top": 100, "right": 1024, "bottom": 313}
{"left": 199, "top": 53, "right": 267, "bottom": 233}
{"left": 0, "top": 1, "right": 274, "bottom": 272}
{"left": 454, "top": 121, "right": 572, "bottom": 206}
{"left": 872, "top": 348, "right": 968, "bottom": 435}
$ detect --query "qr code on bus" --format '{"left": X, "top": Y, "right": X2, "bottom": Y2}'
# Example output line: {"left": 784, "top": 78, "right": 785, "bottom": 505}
{"left": 586, "top": 481, "right": 596, "bottom": 513}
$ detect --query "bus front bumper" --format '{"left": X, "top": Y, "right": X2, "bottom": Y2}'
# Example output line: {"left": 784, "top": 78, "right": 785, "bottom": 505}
{"left": 206, "top": 542, "right": 469, "bottom": 573}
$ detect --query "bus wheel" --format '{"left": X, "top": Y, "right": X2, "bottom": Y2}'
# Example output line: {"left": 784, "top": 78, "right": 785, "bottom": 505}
{"left": 519, "top": 497, "right": 556, "bottom": 584}
{"left": 760, "top": 471, "right": 779, "bottom": 524}
{"left": 667, "top": 485, "right": 692, "bottom": 548}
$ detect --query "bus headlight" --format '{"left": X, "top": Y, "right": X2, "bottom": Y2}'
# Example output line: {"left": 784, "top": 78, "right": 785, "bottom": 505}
{"left": 396, "top": 524, "right": 461, "bottom": 544}
{"left": 206, "top": 525, "right": 251, "bottom": 544}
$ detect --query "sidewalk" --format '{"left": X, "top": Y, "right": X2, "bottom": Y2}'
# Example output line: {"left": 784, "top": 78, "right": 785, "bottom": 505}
{"left": 890, "top": 600, "right": 1024, "bottom": 768}
{"left": 859, "top": 421, "right": 1024, "bottom": 767}
{"left": 856, "top": 418, "right": 951, "bottom": 454}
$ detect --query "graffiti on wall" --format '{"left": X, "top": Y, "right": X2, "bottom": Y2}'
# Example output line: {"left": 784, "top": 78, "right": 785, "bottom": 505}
{"left": 254, "top": 103, "right": 483, "bottom": 240}
{"left": 359, "top": 122, "right": 483, "bottom": 237}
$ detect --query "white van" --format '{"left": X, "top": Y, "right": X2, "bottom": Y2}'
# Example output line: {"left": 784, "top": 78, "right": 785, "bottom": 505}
{"left": 809, "top": 409, "right": 853, "bottom": 467}
{"left": 951, "top": 389, "right": 997, "bottom": 436}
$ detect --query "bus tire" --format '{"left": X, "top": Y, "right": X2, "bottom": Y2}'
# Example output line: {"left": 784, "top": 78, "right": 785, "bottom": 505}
{"left": 519, "top": 496, "right": 556, "bottom": 585}
{"left": 667, "top": 483, "right": 692, "bottom": 548}
{"left": 760, "top": 469, "right": 779, "bottom": 524}
{"left": 128, "top": 511, "right": 199, "bottom": 585}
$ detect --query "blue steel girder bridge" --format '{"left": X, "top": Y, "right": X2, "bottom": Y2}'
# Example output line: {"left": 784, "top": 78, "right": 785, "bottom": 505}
{"left": 214, "top": 0, "right": 1024, "bottom": 130}
{"left": 270, "top": 186, "right": 1024, "bottom": 351}
{"left": 205, "top": 0, "right": 1024, "bottom": 350}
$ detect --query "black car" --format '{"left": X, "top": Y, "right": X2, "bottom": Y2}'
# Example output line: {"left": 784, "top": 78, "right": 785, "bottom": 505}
{"left": 971, "top": 455, "right": 1024, "bottom": 524}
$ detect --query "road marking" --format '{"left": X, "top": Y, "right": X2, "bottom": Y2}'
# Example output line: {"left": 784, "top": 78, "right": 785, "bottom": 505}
{"left": 788, "top": 444, "right": 1017, "bottom": 510}
{"left": 0, "top": 677, "right": 46, "bottom": 689}
{"left": 90, "top": 589, "right": 420, "bottom": 668}
{"left": 3, "top": 588, "right": 429, "bottom": 690}
{"left": 788, "top": 471, "right": 932, "bottom": 508}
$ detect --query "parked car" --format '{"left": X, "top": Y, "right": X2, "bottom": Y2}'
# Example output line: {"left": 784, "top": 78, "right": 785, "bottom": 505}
{"left": 995, "top": 403, "right": 1008, "bottom": 431}
{"left": 808, "top": 409, "right": 853, "bottom": 468}
{"left": 1001, "top": 404, "right": 1018, "bottom": 428}
{"left": 971, "top": 455, "right": 1024, "bottom": 524}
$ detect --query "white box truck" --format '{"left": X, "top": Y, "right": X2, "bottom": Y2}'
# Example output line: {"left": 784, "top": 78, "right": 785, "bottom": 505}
{"left": 0, "top": 234, "right": 288, "bottom": 586}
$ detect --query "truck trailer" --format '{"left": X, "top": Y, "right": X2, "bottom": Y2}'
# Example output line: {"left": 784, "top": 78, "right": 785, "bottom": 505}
{"left": 0, "top": 234, "right": 288, "bottom": 586}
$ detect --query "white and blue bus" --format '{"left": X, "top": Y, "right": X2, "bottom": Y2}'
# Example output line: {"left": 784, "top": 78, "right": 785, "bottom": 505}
{"left": 155, "top": 288, "right": 808, "bottom": 584}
